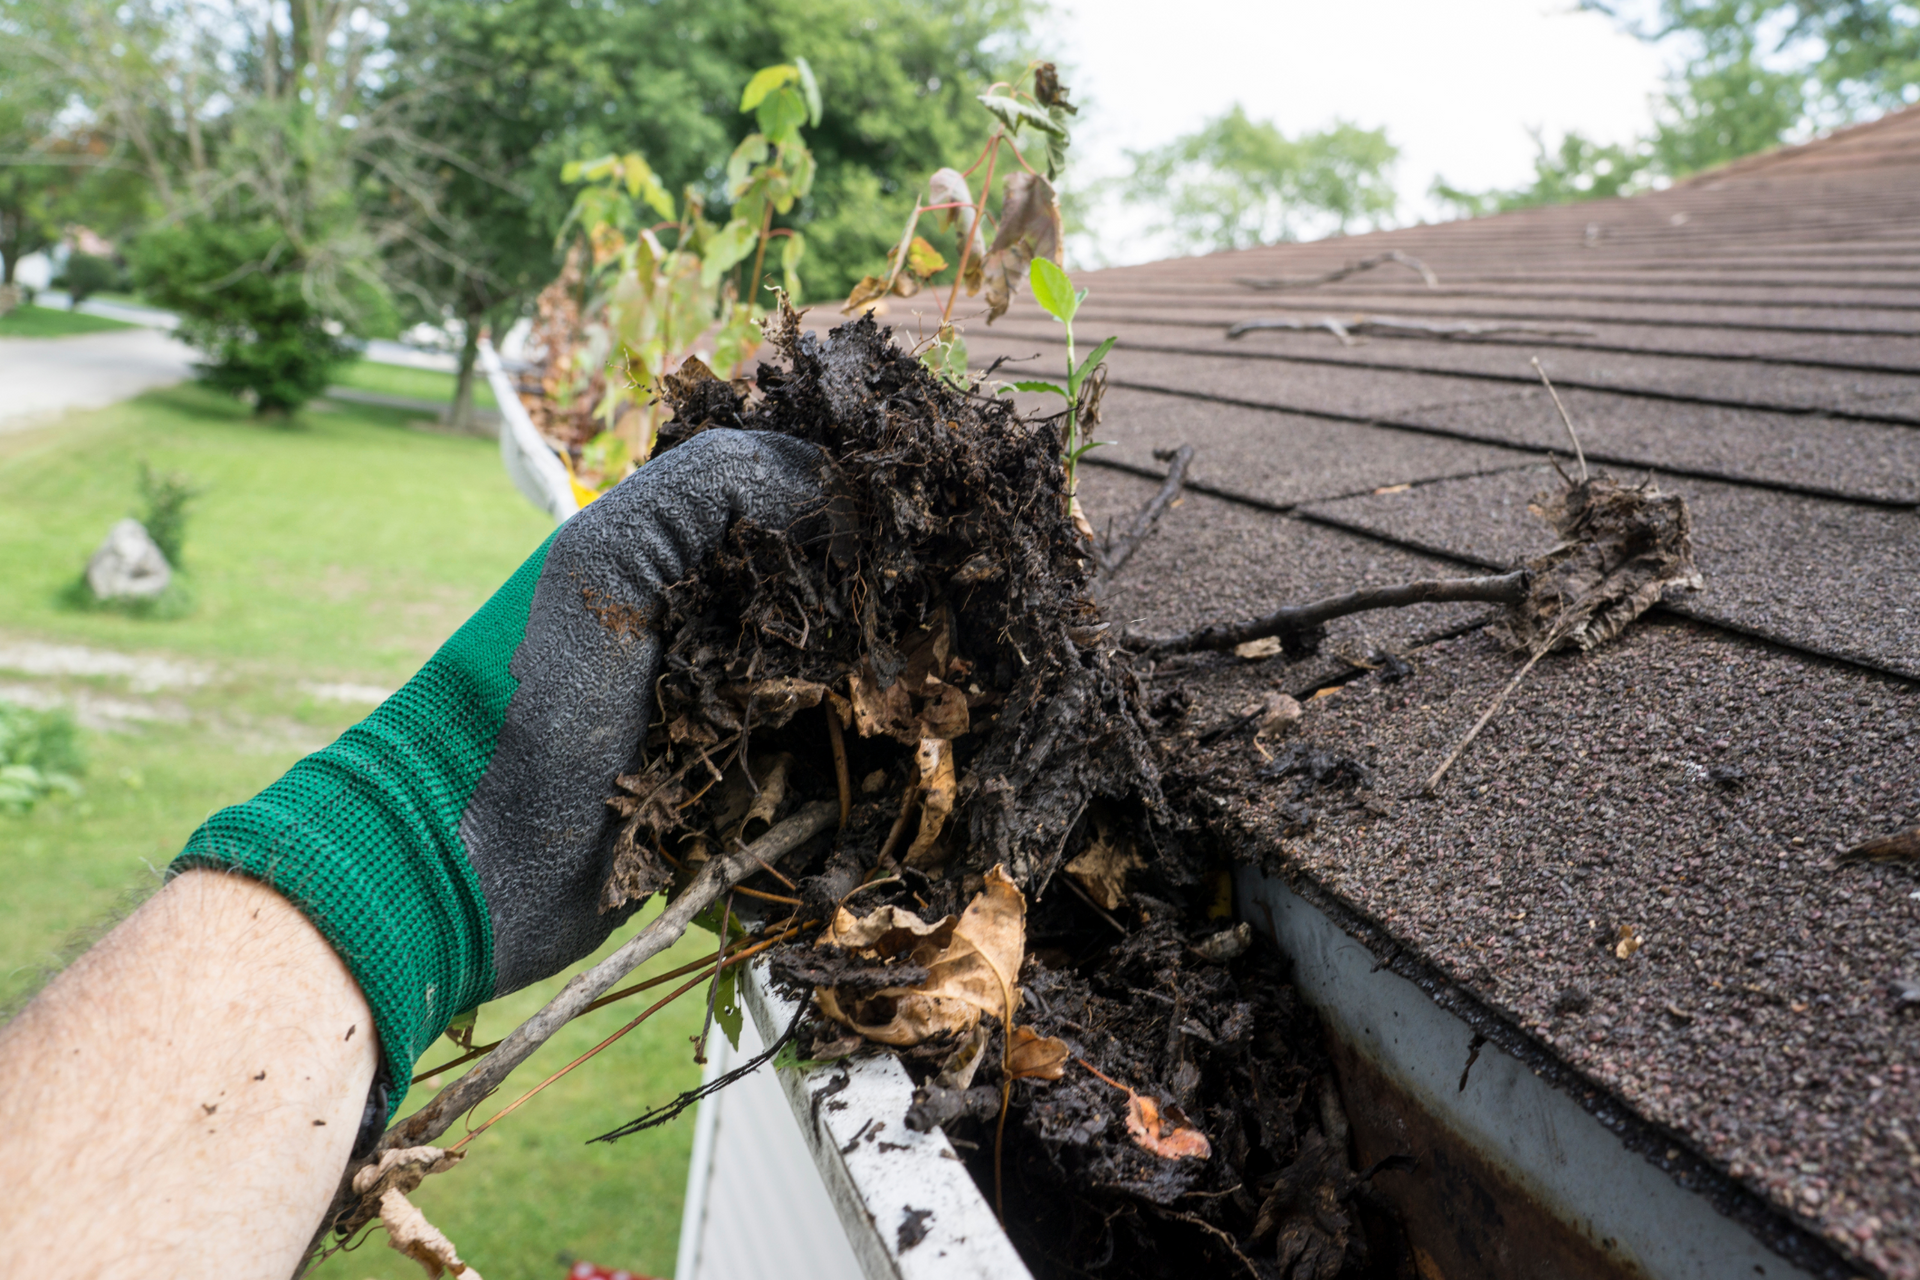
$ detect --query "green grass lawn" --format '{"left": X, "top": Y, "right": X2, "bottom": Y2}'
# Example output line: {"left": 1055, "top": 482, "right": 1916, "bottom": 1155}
{"left": 331, "top": 356, "right": 499, "bottom": 410}
{"left": 1, "top": 385, "right": 707, "bottom": 1278}
{"left": 0, "top": 304, "right": 138, "bottom": 337}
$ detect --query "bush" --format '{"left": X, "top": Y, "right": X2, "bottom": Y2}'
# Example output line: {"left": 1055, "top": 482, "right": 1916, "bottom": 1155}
{"left": 0, "top": 700, "right": 84, "bottom": 814}
{"left": 137, "top": 459, "right": 201, "bottom": 568}
{"left": 53, "top": 252, "right": 126, "bottom": 308}
{"left": 130, "top": 217, "right": 359, "bottom": 416}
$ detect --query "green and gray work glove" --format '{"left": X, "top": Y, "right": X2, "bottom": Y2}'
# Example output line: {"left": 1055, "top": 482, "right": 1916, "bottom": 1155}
{"left": 172, "top": 429, "right": 825, "bottom": 1120}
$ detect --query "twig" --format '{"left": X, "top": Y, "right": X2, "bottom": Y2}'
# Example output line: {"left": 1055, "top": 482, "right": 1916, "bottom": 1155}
{"left": 1125, "top": 570, "right": 1531, "bottom": 658}
{"left": 876, "top": 785, "right": 920, "bottom": 866}
{"left": 1232, "top": 250, "right": 1439, "bottom": 292}
{"left": 1226, "top": 315, "right": 1595, "bottom": 346}
{"left": 1151, "top": 1207, "right": 1264, "bottom": 1280}
{"left": 1422, "top": 648, "right": 1544, "bottom": 796}
{"left": 340, "top": 801, "right": 837, "bottom": 1189}
{"left": 1058, "top": 873, "right": 1128, "bottom": 935}
{"left": 1531, "top": 357, "right": 1588, "bottom": 481}
{"left": 825, "top": 703, "right": 852, "bottom": 828}
{"left": 1097, "top": 445, "right": 1193, "bottom": 582}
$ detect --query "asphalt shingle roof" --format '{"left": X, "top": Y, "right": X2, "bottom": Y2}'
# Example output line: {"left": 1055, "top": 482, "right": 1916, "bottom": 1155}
{"left": 964, "top": 105, "right": 1920, "bottom": 1277}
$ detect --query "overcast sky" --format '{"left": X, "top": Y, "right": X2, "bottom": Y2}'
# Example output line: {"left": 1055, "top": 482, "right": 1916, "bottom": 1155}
{"left": 1042, "top": 0, "right": 1678, "bottom": 263}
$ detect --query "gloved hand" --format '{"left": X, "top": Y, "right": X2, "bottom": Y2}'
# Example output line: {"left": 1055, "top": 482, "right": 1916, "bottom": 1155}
{"left": 172, "top": 429, "right": 826, "bottom": 1116}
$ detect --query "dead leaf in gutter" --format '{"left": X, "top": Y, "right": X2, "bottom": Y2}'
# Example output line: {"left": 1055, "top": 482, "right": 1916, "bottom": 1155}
{"left": 904, "top": 738, "right": 957, "bottom": 868}
{"left": 918, "top": 677, "right": 972, "bottom": 739}
{"left": 1065, "top": 810, "right": 1144, "bottom": 910}
{"left": 1007, "top": 1025, "right": 1069, "bottom": 1081}
{"left": 1126, "top": 1093, "right": 1212, "bottom": 1160}
{"left": 817, "top": 865, "right": 1026, "bottom": 1046}
{"left": 850, "top": 660, "right": 920, "bottom": 743}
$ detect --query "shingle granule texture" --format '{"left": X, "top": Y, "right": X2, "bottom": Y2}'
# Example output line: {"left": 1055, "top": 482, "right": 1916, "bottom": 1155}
{"left": 952, "top": 101, "right": 1920, "bottom": 1277}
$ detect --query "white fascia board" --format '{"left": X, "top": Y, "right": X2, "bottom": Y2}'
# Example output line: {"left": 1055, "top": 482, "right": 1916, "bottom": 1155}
{"left": 737, "top": 959, "right": 1034, "bottom": 1280}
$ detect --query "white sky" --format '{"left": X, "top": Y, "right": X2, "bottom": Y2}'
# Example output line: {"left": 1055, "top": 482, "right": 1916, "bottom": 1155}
{"left": 1043, "top": 0, "right": 1679, "bottom": 263}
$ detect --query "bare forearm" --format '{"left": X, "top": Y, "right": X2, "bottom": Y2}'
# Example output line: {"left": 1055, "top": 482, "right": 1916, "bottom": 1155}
{"left": 0, "top": 869, "right": 377, "bottom": 1276}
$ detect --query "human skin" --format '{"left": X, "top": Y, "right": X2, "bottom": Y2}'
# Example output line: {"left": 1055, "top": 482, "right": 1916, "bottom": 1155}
{"left": 0, "top": 869, "right": 377, "bottom": 1276}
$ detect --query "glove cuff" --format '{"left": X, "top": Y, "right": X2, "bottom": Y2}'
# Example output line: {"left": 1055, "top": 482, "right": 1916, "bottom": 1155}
{"left": 170, "top": 530, "right": 557, "bottom": 1116}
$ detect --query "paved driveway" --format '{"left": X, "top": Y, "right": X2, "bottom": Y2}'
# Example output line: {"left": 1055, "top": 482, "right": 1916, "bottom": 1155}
{"left": 0, "top": 327, "right": 198, "bottom": 431}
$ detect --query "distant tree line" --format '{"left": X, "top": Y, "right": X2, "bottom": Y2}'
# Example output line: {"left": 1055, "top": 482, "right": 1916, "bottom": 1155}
{"left": 1434, "top": 0, "right": 1920, "bottom": 215}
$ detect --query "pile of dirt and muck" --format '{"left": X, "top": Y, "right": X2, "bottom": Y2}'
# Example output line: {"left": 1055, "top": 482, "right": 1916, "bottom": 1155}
{"left": 594, "top": 311, "right": 1419, "bottom": 1278}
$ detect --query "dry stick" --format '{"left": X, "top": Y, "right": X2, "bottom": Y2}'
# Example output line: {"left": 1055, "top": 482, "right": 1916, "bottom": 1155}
{"left": 1421, "top": 648, "right": 1546, "bottom": 797}
{"left": 1125, "top": 570, "right": 1532, "bottom": 658}
{"left": 825, "top": 703, "right": 852, "bottom": 828}
{"left": 1225, "top": 315, "right": 1595, "bottom": 345}
{"left": 448, "top": 926, "right": 803, "bottom": 1154}
{"left": 1097, "top": 445, "right": 1193, "bottom": 581}
{"left": 1531, "top": 357, "right": 1588, "bottom": 482}
{"left": 365, "top": 800, "right": 838, "bottom": 1162}
{"left": 1232, "top": 250, "right": 1439, "bottom": 292}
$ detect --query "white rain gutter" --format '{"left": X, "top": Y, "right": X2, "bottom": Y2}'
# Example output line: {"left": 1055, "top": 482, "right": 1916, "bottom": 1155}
{"left": 478, "top": 338, "right": 577, "bottom": 524}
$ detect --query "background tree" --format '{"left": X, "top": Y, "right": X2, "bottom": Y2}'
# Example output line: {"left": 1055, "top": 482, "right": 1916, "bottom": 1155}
{"left": 1441, "top": 2, "right": 1919, "bottom": 216}
{"left": 381, "top": 0, "right": 1038, "bottom": 427}
{"left": 1119, "top": 107, "right": 1399, "bottom": 254}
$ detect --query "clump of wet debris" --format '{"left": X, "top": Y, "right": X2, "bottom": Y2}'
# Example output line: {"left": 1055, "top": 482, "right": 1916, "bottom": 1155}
{"left": 602, "top": 310, "right": 1411, "bottom": 1278}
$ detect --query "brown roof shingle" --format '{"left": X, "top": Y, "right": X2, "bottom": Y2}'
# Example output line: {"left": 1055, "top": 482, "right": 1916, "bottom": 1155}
{"left": 958, "top": 104, "right": 1920, "bottom": 1277}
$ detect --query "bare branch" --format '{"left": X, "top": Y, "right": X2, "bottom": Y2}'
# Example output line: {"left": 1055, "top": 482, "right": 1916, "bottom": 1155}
{"left": 1124, "top": 570, "right": 1531, "bottom": 658}
{"left": 1233, "top": 250, "right": 1439, "bottom": 292}
{"left": 1097, "top": 445, "right": 1193, "bottom": 582}
{"left": 1531, "top": 357, "right": 1588, "bottom": 482}
{"left": 1226, "top": 315, "right": 1596, "bottom": 346}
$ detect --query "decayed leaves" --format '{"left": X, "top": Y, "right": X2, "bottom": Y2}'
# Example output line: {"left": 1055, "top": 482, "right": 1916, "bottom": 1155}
{"left": 816, "top": 865, "right": 1026, "bottom": 1046}
{"left": 340, "top": 1145, "right": 466, "bottom": 1237}
{"left": 1064, "top": 808, "right": 1144, "bottom": 910}
{"left": 1126, "top": 1092, "right": 1212, "bottom": 1161}
{"left": 1006, "top": 1025, "right": 1070, "bottom": 1081}
{"left": 374, "top": 1188, "right": 484, "bottom": 1280}
{"left": 980, "top": 171, "right": 1062, "bottom": 323}
{"left": 1496, "top": 474, "right": 1703, "bottom": 656}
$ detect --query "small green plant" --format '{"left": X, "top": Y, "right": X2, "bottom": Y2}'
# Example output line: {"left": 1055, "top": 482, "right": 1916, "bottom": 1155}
{"left": 540, "top": 59, "right": 822, "bottom": 494}
{"left": 841, "top": 61, "right": 1077, "bottom": 381}
{"left": 1004, "top": 256, "right": 1114, "bottom": 503}
{"left": 0, "top": 700, "right": 84, "bottom": 815}
{"left": 137, "top": 459, "right": 202, "bottom": 568}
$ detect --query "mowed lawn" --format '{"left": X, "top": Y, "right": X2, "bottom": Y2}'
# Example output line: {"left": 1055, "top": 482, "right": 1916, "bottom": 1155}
{"left": 0, "top": 383, "right": 709, "bottom": 1278}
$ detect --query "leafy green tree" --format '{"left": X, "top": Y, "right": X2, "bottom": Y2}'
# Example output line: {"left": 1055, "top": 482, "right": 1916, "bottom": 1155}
{"left": 377, "top": 0, "right": 1038, "bottom": 425}
{"left": 1432, "top": 129, "right": 1654, "bottom": 217}
{"left": 131, "top": 216, "right": 366, "bottom": 416}
{"left": 1121, "top": 107, "right": 1399, "bottom": 253}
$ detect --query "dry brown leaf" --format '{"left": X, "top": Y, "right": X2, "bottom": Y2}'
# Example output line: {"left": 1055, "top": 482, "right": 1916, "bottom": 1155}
{"left": 844, "top": 274, "right": 891, "bottom": 314}
{"left": 1842, "top": 827, "right": 1920, "bottom": 863}
{"left": 904, "top": 738, "right": 957, "bottom": 867}
{"left": 849, "top": 660, "right": 920, "bottom": 743}
{"left": 1233, "top": 636, "right": 1284, "bottom": 659}
{"left": 1615, "top": 924, "right": 1643, "bottom": 959}
{"left": 1496, "top": 475, "right": 1702, "bottom": 656}
{"left": 377, "top": 1187, "right": 483, "bottom": 1279}
{"left": 816, "top": 865, "right": 1026, "bottom": 1046}
{"left": 1064, "top": 812, "right": 1143, "bottom": 911}
{"left": 1007, "top": 1025, "right": 1069, "bottom": 1081}
{"left": 980, "top": 171, "right": 1062, "bottom": 323}
{"left": 918, "top": 677, "right": 972, "bottom": 739}
{"left": 731, "top": 677, "right": 836, "bottom": 730}
{"left": 1126, "top": 1093, "right": 1212, "bottom": 1161}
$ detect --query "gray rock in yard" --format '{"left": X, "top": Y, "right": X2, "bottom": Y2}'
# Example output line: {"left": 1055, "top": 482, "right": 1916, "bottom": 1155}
{"left": 87, "top": 518, "right": 171, "bottom": 600}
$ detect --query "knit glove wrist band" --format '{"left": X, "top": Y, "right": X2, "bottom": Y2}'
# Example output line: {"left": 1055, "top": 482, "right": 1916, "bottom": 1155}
{"left": 171, "top": 430, "right": 826, "bottom": 1115}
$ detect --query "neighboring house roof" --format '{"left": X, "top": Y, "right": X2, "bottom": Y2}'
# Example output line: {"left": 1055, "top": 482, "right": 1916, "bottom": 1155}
{"left": 964, "top": 106, "right": 1920, "bottom": 1277}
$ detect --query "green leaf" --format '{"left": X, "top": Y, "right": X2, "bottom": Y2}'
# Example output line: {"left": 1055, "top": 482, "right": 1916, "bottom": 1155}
{"left": 565, "top": 154, "right": 617, "bottom": 183}
{"left": 771, "top": 1039, "right": 844, "bottom": 1072}
{"left": 740, "top": 64, "right": 799, "bottom": 113}
{"left": 756, "top": 86, "right": 809, "bottom": 144}
{"left": 700, "top": 218, "right": 757, "bottom": 288}
{"left": 712, "top": 964, "right": 742, "bottom": 1052}
{"left": 1008, "top": 379, "right": 1067, "bottom": 396}
{"left": 1069, "top": 334, "right": 1116, "bottom": 397}
{"left": 727, "top": 133, "right": 770, "bottom": 198}
{"left": 780, "top": 230, "right": 806, "bottom": 298}
{"left": 977, "top": 93, "right": 1067, "bottom": 139}
{"left": 1028, "top": 256, "right": 1076, "bottom": 324}
{"left": 796, "top": 57, "right": 823, "bottom": 127}
{"left": 906, "top": 236, "right": 947, "bottom": 278}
